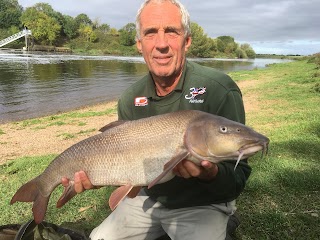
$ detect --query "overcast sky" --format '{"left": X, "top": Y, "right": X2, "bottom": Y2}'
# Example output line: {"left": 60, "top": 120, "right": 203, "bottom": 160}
{"left": 18, "top": 0, "right": 320, "bottom": 55}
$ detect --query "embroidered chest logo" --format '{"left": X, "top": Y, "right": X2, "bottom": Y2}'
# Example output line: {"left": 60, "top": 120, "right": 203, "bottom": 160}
{"left": 185, "top": 87, "right": 206, "bottom": 103}
{"left": 134, "top": 97, "right": 148, "bottom": 106}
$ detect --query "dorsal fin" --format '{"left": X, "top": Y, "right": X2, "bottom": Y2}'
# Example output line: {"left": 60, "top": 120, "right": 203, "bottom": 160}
{"left": 99, "top": 120, "right": 128, "bottom": 132}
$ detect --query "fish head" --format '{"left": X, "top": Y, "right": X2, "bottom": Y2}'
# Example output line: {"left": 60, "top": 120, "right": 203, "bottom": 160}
{"left": 185, "top": 114, "right": 269, "bottom": 163}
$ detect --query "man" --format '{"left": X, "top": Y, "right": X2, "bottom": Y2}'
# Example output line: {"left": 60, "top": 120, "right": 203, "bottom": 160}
{"left": 63, "top": 0, "right": 251, "bottom": 239}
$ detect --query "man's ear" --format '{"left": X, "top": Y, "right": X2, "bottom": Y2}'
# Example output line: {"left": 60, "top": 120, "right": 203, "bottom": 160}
{"left": 185, "top": 36, "right": 192, "bottom": 52}
{"left": 136, "top": 40, "right": 142, "bottom": 53}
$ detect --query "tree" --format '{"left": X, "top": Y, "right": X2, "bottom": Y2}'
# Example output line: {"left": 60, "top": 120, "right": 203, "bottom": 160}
{"left": 33, "top": 2, "right": 64, "bottom": 25}
{"left": 32, "top": 3, "right": 65, "bottom": 36}
{"left": 33, "top": 2, "right": 55, "bottom": 15}
{"left": 235, "top": 48, "right": 248, "bottom": 59}
{"left": 75, "top": 13, "right": 92, "bottom": 28}
{"left": 119, "top": 23, "right": 136, "bottom": 46}
{"left": 245, "top": 48, "right": 256, "bottom": 59}
{"left": 91, "top": 18, "right": 101, "bottom": 30}
{"left": 0, "top": 0, "right": 23, "bottom": 29}
{"left": 240, "top": 43, "right": 256, "bottom": 58}
{"left": 78, "top": 23, "right": 97, "bottom": 42}
{"left": 216, "top": 38, "right": 226, "bottom": 53}
{"left": 224, "top": 42, "right": 237, "bottom": 55}
{"left": 109, "top": 28, "right": 119, "bottom": 36}
{"left": 98, "top": 23, "right": 110, "bottom": 34}
{"left": 62, "top": 15, "right": 78, "bottom": 39}
{"left": 217, "top": 36, "right": 237, "bottom": 55}
{"left": 217, "top": 36, "right": 235, "bottom": 45}
{"left": 188, "top": 22, "right": 214, "bottom": 57}
{"left": 20, "top": 5, "right": 61, "bottom": 45}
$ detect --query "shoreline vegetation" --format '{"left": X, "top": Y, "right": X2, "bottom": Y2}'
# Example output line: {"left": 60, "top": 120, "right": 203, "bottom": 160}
{"left": 0, "top": 56, "right": 319, "bottom": 239}
{"left": 1, "top": 2, "right": 258, "bottom": 59}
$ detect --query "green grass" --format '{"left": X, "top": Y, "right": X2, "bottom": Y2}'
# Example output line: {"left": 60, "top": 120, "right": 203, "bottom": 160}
{"left": 56, "top": 133, "right": 76, "bottom": 140}
{"left": 229, "top": 60, "right": 320, "bottom": 239}
{"left": 56, "top": 129, "right": 96, "bottom": 140}
{"left": 0, "top": 59, "right": 319, "bottom": 239}
{"left": 14, "top": 106, "right": 117, "bottom": 130}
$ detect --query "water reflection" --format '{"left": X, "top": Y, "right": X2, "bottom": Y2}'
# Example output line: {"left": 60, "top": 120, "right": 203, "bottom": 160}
{"left": 0, "top": 53, "right": 291, "bottom": 123}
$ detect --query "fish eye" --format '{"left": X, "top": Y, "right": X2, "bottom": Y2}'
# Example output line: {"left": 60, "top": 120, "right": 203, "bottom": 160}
{"left": 220, "top": 126, "right": 228, "bottom": 133}
{"left": 236, "top": 128, "right": 241, "bottom": 133}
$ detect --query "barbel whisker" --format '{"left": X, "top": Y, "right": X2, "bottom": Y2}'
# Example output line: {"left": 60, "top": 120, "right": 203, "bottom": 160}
{"left": 234, "top": 151, "right": 244, "bottom": 171}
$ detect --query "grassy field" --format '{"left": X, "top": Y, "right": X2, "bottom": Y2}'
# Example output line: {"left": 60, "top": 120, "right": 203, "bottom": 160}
{"left": 0, "top": 58, "right": 319, "bottom": 239}
{"left": 229, "top": 58, "right": 320, "bottom": 239}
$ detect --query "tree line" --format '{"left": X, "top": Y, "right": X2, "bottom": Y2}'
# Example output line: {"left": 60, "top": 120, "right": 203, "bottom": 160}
{"left": 0, "top": 0, "right": 256, "bottom": 58}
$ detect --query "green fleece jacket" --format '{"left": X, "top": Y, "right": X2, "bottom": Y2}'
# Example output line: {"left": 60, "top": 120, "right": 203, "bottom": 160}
{"left": 117, "top": 60, "right": 251, "bottom": 208}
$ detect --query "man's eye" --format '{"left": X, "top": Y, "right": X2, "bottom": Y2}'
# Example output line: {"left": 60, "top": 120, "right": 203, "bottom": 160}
{"left": 165, "top": 29, "right": 180, "bottom": 37}
{"left": 166, "top": 29, "right": 175, "bottom": 33}
{"left": 144, "top": 30, "right": 157, "bottom": 37}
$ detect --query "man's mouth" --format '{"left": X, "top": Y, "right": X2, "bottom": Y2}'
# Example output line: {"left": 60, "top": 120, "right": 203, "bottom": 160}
{"left": 153, "top": 56, "right": 172, "bottom": 65}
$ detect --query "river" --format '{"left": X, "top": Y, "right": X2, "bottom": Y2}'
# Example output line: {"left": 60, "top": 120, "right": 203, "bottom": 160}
{"left": 0, "top": 50, "right": 292, "bottom": 123}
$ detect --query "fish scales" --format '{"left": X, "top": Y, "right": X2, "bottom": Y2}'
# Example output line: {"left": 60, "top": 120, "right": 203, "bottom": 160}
{"left": 10, "top": 110, "right": 269, "bottom": 224}
{"left": 39, "top": 110, "right": 197, "bottom": 191}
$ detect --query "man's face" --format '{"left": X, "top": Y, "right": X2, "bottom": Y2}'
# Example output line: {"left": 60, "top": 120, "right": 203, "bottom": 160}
{"left": 137, "top": 1, "right": 191, "bottom": 79}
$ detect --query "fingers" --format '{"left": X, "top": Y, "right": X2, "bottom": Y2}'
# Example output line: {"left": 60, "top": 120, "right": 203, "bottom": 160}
{"left": 74, "top": 171, "right": 94, "bottom": 193}
{"left": 61, "top": 171, "right": 94, "bottom": 194}
{"left": 200, "top": 160, "right": 214, "bottom": 169}
{"left": 174, "top": 160, "right": 201, "bottom": 178}
{"left": 61, "top": 177, "right": 69, "bottom": 187}
{"left": 174, "top": 160, "right": 192, "bottom": 178}
{"left": 173, "top": 160, "right": 218, "bottom": 181}
{"left": 199, "top": 161, "right": 218, "bottom": 180}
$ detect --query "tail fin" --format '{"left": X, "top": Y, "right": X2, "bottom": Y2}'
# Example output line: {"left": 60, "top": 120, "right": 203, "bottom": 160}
{"left": 10, "top": 178, "right": 50, "bottom": 224}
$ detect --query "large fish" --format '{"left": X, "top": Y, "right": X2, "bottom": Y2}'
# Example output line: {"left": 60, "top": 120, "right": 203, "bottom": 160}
{"left": 11, "top": 110, "right": 269, "bottom": 224}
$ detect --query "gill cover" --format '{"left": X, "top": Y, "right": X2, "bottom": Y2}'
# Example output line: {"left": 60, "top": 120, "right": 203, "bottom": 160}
{"left": 185, "top": 118, "right": 213, "bottom": 160}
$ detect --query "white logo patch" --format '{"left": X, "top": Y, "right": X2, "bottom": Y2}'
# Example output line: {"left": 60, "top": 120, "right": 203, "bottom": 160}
{"left": 185, "top": 87, "right": 206, "bottom": 103}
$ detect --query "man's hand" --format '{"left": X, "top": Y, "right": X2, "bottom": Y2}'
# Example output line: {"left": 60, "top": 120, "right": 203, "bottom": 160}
{"left": 173, "top": 160, "right": 218, "bottom": 181}
{"left": 61, "top": 171, "right": 95, "bottom": 194}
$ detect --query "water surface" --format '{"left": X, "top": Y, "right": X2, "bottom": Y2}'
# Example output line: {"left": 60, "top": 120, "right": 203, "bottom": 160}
{"left": 0, "top": 51, "right": 292, "bottom": 123}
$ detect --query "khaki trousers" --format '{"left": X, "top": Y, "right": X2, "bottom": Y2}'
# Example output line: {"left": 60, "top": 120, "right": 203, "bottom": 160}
{"left": 90, "top": 190, "right": 236, "bottom": 240}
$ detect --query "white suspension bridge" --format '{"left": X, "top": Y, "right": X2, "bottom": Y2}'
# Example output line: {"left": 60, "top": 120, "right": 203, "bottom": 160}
{"left": 0, "top": 28, "right": 32, "bottom": 48}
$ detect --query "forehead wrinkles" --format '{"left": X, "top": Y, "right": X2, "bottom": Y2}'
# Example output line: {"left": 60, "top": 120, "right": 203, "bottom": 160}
{"left": 140, "top": 2, "right": 183, "bottom": 31}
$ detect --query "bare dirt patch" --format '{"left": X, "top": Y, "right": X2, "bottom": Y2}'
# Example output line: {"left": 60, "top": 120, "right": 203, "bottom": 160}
{"left": 0, "top": 102, "right": 118, "bottom": 165}
{"left": 237, "top": 80, "right": 261, "bottom": 113}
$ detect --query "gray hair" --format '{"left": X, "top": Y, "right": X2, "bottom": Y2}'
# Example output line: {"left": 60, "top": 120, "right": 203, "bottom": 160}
{"left": 135, "top": 0, "right": 191, "bottom": 40}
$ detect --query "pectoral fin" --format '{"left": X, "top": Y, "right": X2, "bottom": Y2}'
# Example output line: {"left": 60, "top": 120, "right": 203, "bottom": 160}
{"left": 127, "top": 186, "right": 142, "bottom": 198}
{"left": 56, "top": 181, "right": 77, "bottom": 208}
{"left": 148, "top": 151, "right": 190, "bottom": 189}
{"left": 109, "top": 185, "right": 141, "bottom": 211}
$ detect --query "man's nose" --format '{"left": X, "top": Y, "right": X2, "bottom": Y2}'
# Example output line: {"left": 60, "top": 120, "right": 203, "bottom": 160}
{"left": 155, "top": 30, "right": 169, "bottom": 50}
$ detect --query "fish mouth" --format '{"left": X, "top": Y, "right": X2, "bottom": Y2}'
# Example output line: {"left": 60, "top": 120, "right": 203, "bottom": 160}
{"left": 234, "top": 141, "right": 269, "bottom": 170}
